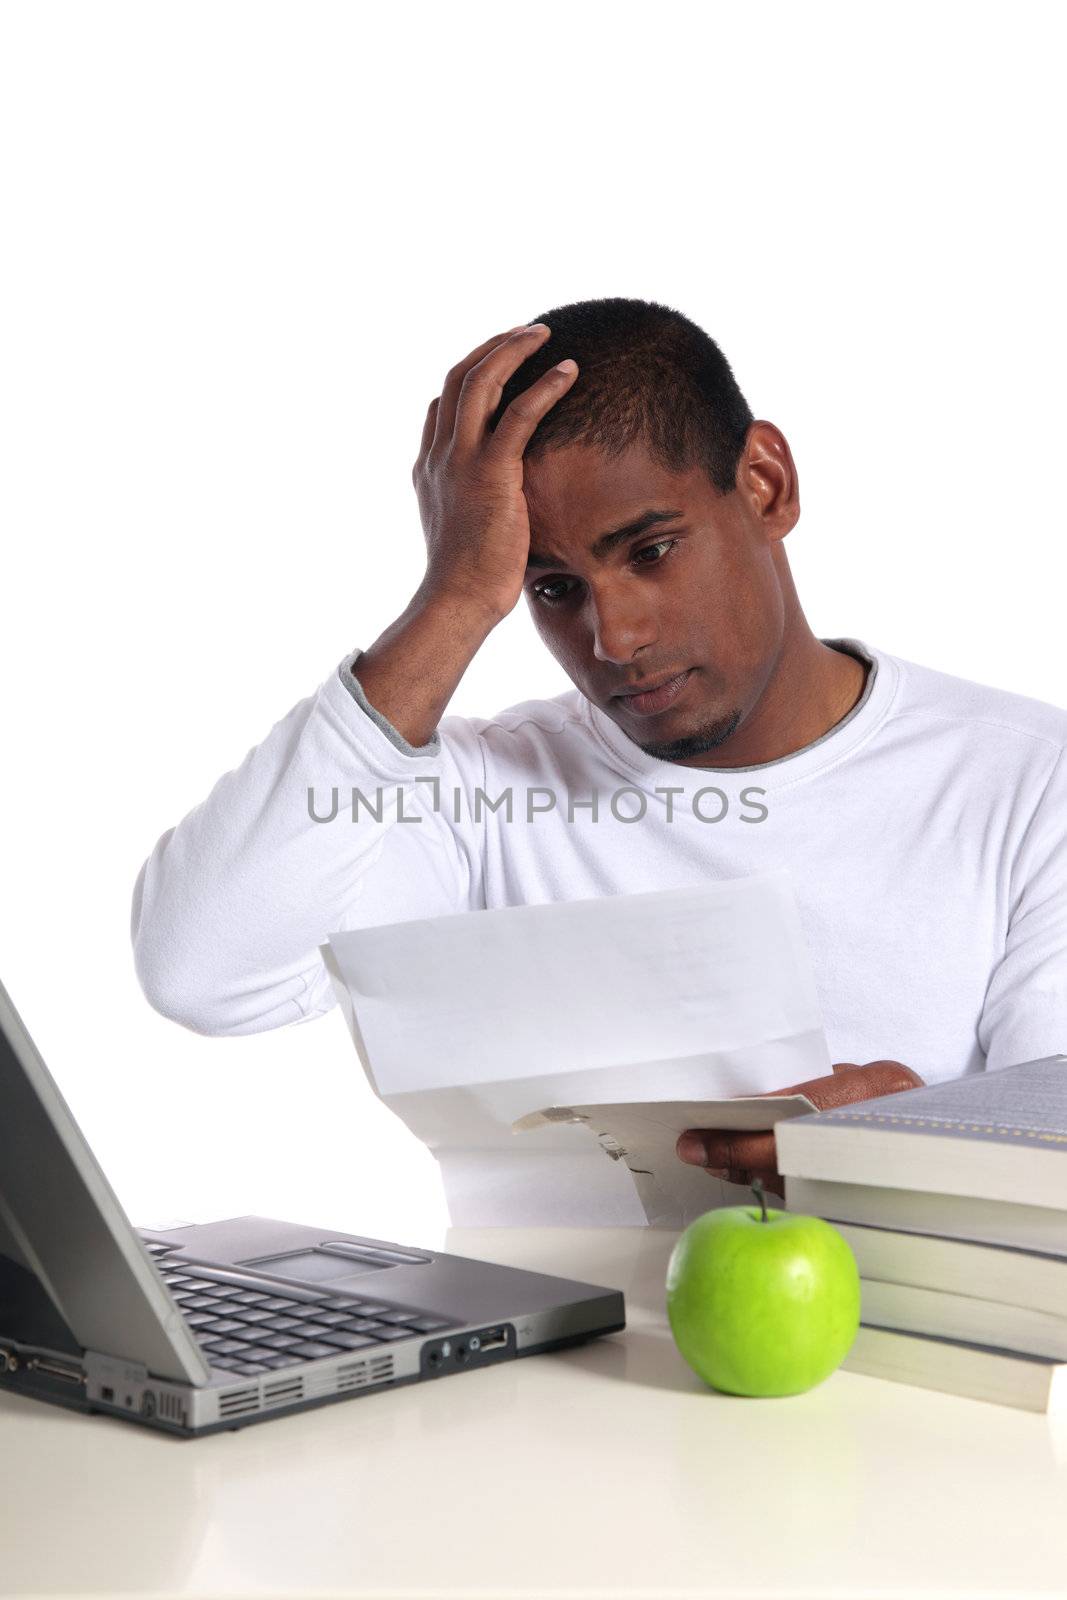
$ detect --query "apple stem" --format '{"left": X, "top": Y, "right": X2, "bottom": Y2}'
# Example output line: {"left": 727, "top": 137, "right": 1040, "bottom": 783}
{"left": 751, "top": 1178, "right": 768, "bottom": 1222}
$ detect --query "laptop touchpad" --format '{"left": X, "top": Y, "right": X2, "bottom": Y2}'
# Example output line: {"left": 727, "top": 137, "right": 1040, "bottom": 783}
{"left": 243, "top": 1241, "right": 431, "bottom": 1282}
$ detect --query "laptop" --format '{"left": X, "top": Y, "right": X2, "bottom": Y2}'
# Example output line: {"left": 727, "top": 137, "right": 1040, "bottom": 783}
{"left": 0, "top": 977, "right": 626, "bottom": 1437}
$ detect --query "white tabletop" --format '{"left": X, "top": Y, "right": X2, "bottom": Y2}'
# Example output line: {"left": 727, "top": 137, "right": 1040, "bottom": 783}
{"left": 3, "top": 1224, "right": 1066, "bottom": 1600}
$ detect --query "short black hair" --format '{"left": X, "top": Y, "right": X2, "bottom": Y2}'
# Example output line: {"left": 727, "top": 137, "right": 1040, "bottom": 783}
{"left": 488, "top": 296, "right": 754, "bottom": 495}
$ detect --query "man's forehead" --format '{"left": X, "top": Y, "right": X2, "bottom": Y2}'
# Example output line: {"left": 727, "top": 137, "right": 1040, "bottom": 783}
{"left": 524, "top": 437, "right": 676, "bottom": 500}
{"left": 523, "top": 443, "right": 707, "bottom": 562}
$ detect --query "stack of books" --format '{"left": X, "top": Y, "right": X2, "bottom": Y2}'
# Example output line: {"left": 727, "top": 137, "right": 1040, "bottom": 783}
{"left": 775, "top": 1054, "right": 1067, "bottom": 1412}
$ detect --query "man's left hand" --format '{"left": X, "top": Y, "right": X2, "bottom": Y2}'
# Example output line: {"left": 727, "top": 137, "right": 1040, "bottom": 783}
{"left": 675, "top": 1060, "right": 925, "bottom": 1198}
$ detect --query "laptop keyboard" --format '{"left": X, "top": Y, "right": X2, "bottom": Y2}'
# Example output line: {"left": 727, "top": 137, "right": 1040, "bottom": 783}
{"left": 143, "top": 1241, "right": 459, "bottom": 1376}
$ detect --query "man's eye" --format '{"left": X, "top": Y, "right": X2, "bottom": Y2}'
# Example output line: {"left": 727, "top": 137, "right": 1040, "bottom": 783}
{"left": 533, "top": 580, "right": 572, "bottom": 603}
{"left": 533, "top": 540, "right": 678, "bottom": 604}
{"left": 631, "top": 538, "right": 677, "bottom": 566}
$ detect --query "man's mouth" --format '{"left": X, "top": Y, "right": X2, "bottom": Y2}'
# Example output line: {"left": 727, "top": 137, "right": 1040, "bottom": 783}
{"left": 612, "top": 669, "right": 693, "bottom": 715}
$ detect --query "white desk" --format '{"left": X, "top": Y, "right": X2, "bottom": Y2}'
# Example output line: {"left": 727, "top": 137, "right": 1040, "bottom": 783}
{"left": 3, "top": 1225, "right": 1066, "bottom": 1599}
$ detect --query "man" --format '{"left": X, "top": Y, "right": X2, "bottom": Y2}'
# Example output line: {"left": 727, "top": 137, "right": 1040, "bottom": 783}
{"left": 131, "top": 298, "right": 1067, "bottom": 1201}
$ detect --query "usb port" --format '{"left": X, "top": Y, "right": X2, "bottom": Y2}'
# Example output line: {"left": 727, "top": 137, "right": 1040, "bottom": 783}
{"left": 478, "top": 1328, "right": 508, "bottom": 1352}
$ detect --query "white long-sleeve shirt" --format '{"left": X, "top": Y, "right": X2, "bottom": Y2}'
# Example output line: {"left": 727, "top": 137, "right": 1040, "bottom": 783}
{"left": 131, "top": 637, "right": 1067, "bottom": 1087}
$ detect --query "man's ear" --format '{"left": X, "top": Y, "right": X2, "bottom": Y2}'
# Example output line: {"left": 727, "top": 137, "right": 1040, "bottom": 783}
{"left": 737, "top": 420, "right": 799, "bottom": 540}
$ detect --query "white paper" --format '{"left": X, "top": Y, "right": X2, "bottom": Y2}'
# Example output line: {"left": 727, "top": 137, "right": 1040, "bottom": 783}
{"left": 512, "top": 1096, "right": 818, "bottom": 1227}
{"left": 322, "top": 867, "right": 831, "bottom": 1225}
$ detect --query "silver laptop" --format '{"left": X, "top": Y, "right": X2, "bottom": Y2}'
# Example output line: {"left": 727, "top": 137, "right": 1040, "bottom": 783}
{"left": 0, "top": 977, "right": 625, "bottom": 1437}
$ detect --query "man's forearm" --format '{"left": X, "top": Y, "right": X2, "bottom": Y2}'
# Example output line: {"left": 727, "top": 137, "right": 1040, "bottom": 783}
{"left": 350, "top": 583, "right": 502, "bottom": 748}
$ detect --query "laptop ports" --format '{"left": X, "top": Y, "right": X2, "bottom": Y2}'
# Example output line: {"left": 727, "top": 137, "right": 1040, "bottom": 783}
{"left": 26, "top": 1355, "right": 84, "bottom": 1386}
{"left": 420, "top": 1325, "right": 514, "bottom": 1378}
{"left": 469, "top": 1327, "right": 508, "bottom": 1353}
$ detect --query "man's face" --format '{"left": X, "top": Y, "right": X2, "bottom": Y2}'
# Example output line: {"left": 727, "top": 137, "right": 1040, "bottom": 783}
{"left": 520, "top": 435, "right": 792, "bottom": 765}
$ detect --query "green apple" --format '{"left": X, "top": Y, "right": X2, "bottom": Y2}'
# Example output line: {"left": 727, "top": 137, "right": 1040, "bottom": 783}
{"left": 666, "top": 1184, "right": 860, "bottom": 1396}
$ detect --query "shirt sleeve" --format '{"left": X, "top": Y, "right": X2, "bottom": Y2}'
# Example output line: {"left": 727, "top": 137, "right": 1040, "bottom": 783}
{"left": 978, "top": 742, "right": 1067, "bottom": 1071}
{"left": 130, "top": 648, "right": 486, "bottom": 1037}
{"left": 336, "top": 646, "right": 442, "bottom": 758}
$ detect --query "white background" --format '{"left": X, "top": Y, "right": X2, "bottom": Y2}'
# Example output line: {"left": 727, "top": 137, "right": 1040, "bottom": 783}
{"left": 1, "top": 1, "right": 1064, "bottom": 1242}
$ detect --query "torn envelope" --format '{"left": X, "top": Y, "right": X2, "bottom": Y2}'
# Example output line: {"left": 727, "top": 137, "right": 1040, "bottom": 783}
{"left": 321, "top": 867, "right": 832, "bottom": 1226}
{"left": 512, "top": 1097, "right": 818, "bottom": 1228}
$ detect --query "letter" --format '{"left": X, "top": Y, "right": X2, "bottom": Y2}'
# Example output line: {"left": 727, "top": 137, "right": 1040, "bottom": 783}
{"left": 351, "top": 786, "right": 386, "bottom": 822}
{"left": 307, "top": 785, "right": 339, "bottom": 824}
{"left": 414, "top": 774, "right": 441, "bottom": 811}
{"left": 526, "top": 787, "right": 557, "bottom": 821}
{"left": 396, "top": 786, "right": 422, "bottom": 824}
{"left": 567, "top": 789, "right": 600, "bottom": 823}
{"left": 475, "top": 786, "right": 513, "bottom": 823}
{"left": 692, "top": 787, "right": 729, "bottom": 824}
{"left": 739, "top": 785, "right": 769, "bottom": 824}
{"left": 653, "top": 785, "right": 684, "bottom": 823}
{"left": 610, "top": 786, "right": 648, "bottom": 824}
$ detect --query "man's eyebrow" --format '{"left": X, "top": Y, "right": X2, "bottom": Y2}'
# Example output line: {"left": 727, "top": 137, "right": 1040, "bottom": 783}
{"left": 525, "top": 508, "right": 686, "bottom": 571}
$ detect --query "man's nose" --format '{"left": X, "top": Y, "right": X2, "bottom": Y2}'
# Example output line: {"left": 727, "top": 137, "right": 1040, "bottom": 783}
{"left": 589, "top": 586, "right": 659, "bottom": 663}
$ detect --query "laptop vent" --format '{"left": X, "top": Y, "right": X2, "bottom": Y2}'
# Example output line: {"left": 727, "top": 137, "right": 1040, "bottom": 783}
{"left": 218, "top": 1384, "right": 260, "bottom": 1419}
{"left": 262, "top": 1376, "right": 304, "bottom": 1411}
{"left": 217, "top": 1355, "right": 395, "bottom": 1419}
{"left": 158, "top": 1390, "right": 187, "bottom": 1426}
{"left": 337, "top": 1353, "right": 394, "bottom": 1392}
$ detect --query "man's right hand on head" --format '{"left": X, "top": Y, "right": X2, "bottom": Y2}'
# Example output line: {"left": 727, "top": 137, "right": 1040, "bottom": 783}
{"left": 411, "top": 324, "right": 579, "bottom": 625}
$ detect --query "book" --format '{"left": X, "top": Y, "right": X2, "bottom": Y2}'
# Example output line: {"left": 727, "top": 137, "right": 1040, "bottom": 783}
{"left": 859, "top": 1277, "right": 1067, "bottom": 1361}
{"left": 827, "top": 1220, "right": 1067, "bottom": 1315}
{"left": 784, "top": 1174, "right": 1067, "bottom": 1255}
{"left": 841, "top": 1324, "right": 1067, "bottom": 1413}
{"left": 775, "top": 1054, "right": 1067, "bottom": 1205}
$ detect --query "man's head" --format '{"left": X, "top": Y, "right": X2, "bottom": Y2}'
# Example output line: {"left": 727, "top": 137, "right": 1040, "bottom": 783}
{"left": 488, "top": 297, "right": 802, "bottom": 765}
